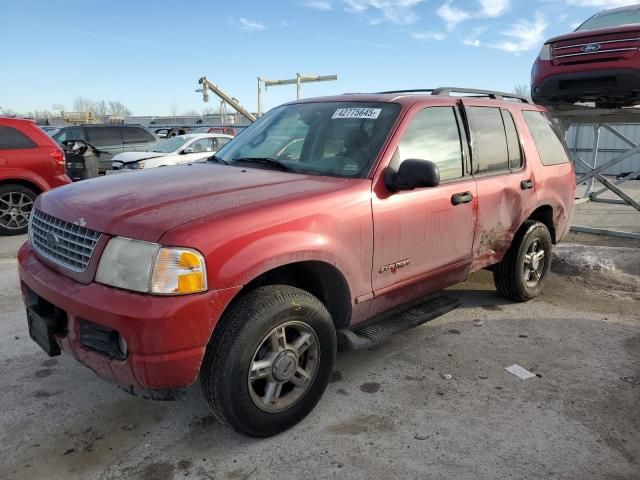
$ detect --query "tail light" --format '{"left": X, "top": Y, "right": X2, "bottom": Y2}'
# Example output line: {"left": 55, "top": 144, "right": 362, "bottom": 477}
{"left": 49, "top": 149, "right": 65, "bottom": 175}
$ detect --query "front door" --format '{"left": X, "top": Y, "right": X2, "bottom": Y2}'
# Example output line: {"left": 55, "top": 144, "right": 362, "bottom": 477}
{"left": 370, "top": 105, "right": 477, "bottom": 315}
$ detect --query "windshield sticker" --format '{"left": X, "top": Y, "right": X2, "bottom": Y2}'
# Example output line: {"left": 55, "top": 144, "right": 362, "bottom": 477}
{"left": 332, "top": 108, "right": 382, "bottom": 120}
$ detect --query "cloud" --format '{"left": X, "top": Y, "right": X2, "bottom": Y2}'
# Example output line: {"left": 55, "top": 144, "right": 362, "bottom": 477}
{"left": 490, "top": 13, "right": 548, "bottom": 53}
{"left": 437, "top": 1, "right": 472, "bottom": 30}
{"left": 478, "top": 0, "right": 510, "bottom": 17}
{"left": 411, "top": 31, "right": 446, "bottom": 40}
{"left": 463, "top": 38, "right": 481, "bottom": 47}
{"left": 302, "top": 0, "right": 333, "bottom": 10}
{"left": 343, "top": 0, "right": 425, "bottom": 25}
{"left": 238, "top": 18, "right": 266, "bottom": 32}
{"left": 566, "top": 0, "right": 632, "bottom": 6}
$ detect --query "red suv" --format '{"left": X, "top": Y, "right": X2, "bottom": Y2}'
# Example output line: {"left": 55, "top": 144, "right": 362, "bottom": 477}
{"left": 0, "top": 118, "right": 71, "bottom": 235}
{"left": 18, "top": 89, "right": 575, "bottom": 436}
{"left": 532, "top": 4, "right": 640, "bottom": 108}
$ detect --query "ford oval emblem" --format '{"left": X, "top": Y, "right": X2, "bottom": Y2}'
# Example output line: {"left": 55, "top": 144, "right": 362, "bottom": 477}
{"left": 582, "top": 43, "right": 601, "bottom": 53}
{"left": 45, "top": 232, "right": 60, "bottom": 248}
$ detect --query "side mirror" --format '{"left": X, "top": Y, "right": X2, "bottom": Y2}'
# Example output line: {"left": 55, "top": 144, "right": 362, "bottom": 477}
{"left": 62, "top": 140, "right": 89, "bottom": 156}
{"left": 181, "top": 147, "right": 195, "bottom": 154}
{"left": 385, "top": 159, "right": 440, "bottom": 191}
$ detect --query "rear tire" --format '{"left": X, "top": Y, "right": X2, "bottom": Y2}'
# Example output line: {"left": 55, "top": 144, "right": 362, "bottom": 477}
{"left": 200, "top": 285, "right": 336, "bottom": 437}
{"left": 493, "top": 220, "right": 552, "bottom": 302}
{"left": 0, "top": 184, "right": 37, "bottom": 236}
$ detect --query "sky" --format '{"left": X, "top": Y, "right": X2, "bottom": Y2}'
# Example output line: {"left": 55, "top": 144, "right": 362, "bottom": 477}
{"left": 0, "top": 0, "right": 633, "bottom": 116}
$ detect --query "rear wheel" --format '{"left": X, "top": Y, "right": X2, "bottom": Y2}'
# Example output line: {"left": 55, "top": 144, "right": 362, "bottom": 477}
{"left": 493, "top": 220, "right": 552, "bottom": 302}
{"left": 0, "top": 184, "right": 37, "bottom": 235}
{"left": 200, "top": 285, "right": 336, "bottom": 437}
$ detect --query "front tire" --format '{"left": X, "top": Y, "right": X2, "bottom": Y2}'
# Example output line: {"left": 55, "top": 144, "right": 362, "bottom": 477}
{"left": 493, "top": 220, "right": 552, "bottom": 302}
{"left": 200, "top": 285, "right": 336, "bottom": 437}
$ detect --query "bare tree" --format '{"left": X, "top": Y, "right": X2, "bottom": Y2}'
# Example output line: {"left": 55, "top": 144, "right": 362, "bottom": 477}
{"left": 73, "top": 97, "right": 95, "bottom": 114}
{"left": 182, "top": 109, "right": 200, "bottom": 116}
{"left": 107, "top": 100, "right": 131, "bottom": 118}
{"left": 94, "top": 100, "right": 108, "bottom": 122}
{"left": 169, "top": 103, "right": 178, "bottom": 117}
{"left": 201, "top": 107, "right": 216, "bottom": 116}
{"left": 513, "top": 84, "right": 531, "bottom": 100}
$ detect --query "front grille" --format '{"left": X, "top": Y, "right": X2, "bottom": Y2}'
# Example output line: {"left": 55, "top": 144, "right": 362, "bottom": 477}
{"left": 29, "top": 209, "right": 102, "bottom": 272}
{"left": 552, "top": 34, "right": 640, "bottom": 65}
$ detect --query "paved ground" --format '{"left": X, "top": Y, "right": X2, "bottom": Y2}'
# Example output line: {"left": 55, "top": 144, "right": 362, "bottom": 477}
{"left": 0, "top": 234, "right": 638, "bottom": 480}
{"left": 574, "top": 179, "right": 640, "bottom": 234}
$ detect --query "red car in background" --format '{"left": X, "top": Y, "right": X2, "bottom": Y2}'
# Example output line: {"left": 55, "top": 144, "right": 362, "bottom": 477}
{"left": 0, "top": 118, "right": 71, "bottom": 235}
{"left": 532, "top": 4, "right": 640, "bottom": 108}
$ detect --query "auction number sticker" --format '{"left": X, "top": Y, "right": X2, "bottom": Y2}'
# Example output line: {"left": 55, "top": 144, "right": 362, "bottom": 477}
{"left": 332, "top": 108, "right": 382, "bottom": 119}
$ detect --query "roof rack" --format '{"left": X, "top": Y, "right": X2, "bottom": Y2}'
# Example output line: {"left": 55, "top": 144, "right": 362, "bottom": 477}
{"left": 376, "top": 87, "right": 531, "bottom": 104}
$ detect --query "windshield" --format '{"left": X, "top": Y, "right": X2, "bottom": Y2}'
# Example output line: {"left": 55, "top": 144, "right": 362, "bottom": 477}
{"left": 214, "top": 102, "right": 400, "bottom": 178}
{"left": 576, "top": 7, "right": 640, "bottom": 31}
{"left": 149, "top": 135, "right": 190, "bottom": 153}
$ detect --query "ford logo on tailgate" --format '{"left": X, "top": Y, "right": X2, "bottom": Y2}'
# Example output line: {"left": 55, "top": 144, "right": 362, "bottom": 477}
{"left": 582, "top": 43, "right": 601, "bottom": 53}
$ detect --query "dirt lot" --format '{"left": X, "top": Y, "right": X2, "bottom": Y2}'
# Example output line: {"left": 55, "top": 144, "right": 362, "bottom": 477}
{"left": 0, "top": 234, "right": 638, "bottom": 480}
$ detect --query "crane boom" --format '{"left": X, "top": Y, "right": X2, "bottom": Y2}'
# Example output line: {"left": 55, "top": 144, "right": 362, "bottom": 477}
{"left": 198, "top": 77, "right": 256, "bottom": 122}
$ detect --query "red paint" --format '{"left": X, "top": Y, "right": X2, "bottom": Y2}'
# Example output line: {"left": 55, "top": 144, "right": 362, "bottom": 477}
{"left": 17, "top": 93, "right": 575, "bottom": 392}
{"left": 0, "top": 117, "right": 71, "bottom": 191}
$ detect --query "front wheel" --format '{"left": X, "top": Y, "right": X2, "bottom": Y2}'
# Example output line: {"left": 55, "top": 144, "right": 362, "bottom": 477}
{"left": 0, "top": 184, "right": 37, "bottom": 235}
{"left": 493, "top": 220, "right": 552, "bottom": 302}
{"left": 200, "top": 285, "right": 336, "bottom": 437}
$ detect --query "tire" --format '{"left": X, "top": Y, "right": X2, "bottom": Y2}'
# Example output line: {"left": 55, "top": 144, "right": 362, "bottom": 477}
{"left": 200, "top": 285, "right": 336, "bottom": 437}
{"left": 0, "top": 184, "right": 38, "bottom": 236}
{"left": 493, "top": 220, "right": 552, "bottom": 302}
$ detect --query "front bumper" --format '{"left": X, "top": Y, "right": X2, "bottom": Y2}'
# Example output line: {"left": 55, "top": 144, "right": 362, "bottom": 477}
{"left": 18, "top": 242, "right": 241, "bottom": 391}
{"left": 532, "top": 67, "right": 640, "bottom": 105}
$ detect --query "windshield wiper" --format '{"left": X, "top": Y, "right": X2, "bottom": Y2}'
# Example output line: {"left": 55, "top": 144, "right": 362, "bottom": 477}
{"left": 231, "top": 157, "right": 293, "bottom": 172}
{"left": 207, "top": 155, "right": 229, "bottom": 165}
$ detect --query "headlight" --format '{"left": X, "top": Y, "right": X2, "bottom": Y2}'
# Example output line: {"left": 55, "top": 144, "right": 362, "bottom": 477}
{"left": 95, "top": 237, "right": 207, "bottom": 295}
{"left": 126, "top": 161, "right": 145, "bottom": 170}
{"left": 538, "top": 44, "right": 551, "bottom": 61}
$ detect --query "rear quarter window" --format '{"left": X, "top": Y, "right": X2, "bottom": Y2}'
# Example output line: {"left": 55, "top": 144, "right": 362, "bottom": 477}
{"left": 0, "top": 126, "right": 37, "bottom": 149}
{"left": 122, "top": 127, "right": 155, "bottom": 143}
{"left": 86, "top": 127, "right": 123, "bottom": 146}
{"left": 522, "top": 111, "right": 571, "bottom": 166}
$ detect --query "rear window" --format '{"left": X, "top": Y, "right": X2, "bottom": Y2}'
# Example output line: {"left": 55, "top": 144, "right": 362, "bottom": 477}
{"left": 468, "top": 106, "right": 509, "bottom": 175}
{"left": 86, "top": 127, "right": 123, "bottom": 146}
{"left": 121, "top": 127, "right": 155, "bottom": 143}
{"left": 502, "top": 110, "right": 523, "bottom": 170}
{"left": 0, "top": 126, "right": 37, "bottom": 149}
{"left": 522, "top": 111, "right": 571, "bottom": 166}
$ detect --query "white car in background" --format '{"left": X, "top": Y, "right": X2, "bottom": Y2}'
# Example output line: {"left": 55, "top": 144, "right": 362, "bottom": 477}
{"left": 109, "top": 133, "right": 233, "bottom": 171}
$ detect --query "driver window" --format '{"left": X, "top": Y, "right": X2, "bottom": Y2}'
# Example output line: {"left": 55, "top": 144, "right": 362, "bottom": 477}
{"left": 397, "top": 107, "right": 464, "bottom": 182}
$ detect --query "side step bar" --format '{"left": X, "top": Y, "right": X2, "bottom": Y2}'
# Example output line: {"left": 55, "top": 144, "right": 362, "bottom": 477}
{"left": 339, "top": 296, "right": 460, "bottom": 350}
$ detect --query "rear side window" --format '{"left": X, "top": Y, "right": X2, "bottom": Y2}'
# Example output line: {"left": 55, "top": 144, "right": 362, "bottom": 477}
{"left": 522, "top": 111, "right": 571, "bottom": 166}
{"left": 121, "top": 127, "right": 155, "bottom": 143}
{"left": 86, "top": 127, "right": 123, "bottom": 146}
{"left": 216, "top": 137, "right": 231, "bottom": 149}
{"left": 54, "top": 127, "right": 84, "bottom": 143}
{"left": 0, "top": 126, "right": 37, "bottom": 149}
{"left": 468, "top": 106, "right": 509, "bottom": 174}
{"left": 397, "top": 107, "right": 464, "bottom": 181}
{"left": 502, "top": 110, "right": 523, "bottom": 170}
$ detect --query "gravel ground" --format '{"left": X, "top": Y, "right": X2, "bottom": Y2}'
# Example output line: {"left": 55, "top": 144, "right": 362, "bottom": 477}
{"left": 0, "top": 236, "right": 638, "bottom": 480}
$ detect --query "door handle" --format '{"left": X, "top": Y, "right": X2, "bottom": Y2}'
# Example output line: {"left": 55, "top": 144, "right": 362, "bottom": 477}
{"left": 521, "top": 179, "right": 534, "bottom": 190}
{"left": 451, "top": 191, "right": 473, "bottom": 205}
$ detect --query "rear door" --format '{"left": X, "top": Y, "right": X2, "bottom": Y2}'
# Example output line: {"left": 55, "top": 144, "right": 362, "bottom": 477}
{"left": 85, "top": 126, "right": 125, "bottom": 172}
{"left": 371, "top": 104, "right": 477, "bottom": 310}
{"left": 461, "top": 101, "right": 537, "bottom": 270}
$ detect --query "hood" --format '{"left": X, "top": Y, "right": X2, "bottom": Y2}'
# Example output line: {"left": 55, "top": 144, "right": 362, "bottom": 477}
{"left": 37, "top": 164, "right": 351, "bottom": 242}
{"left": 112, "top": 151, "right": 169, "bottom": 163}
{"left": 545, "top": 23, "right": 640, "bottom": 44}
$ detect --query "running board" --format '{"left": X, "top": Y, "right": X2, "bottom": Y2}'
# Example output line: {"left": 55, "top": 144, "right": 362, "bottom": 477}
{"left": 339, "top": 296, "right": 460, "bottom": 350}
